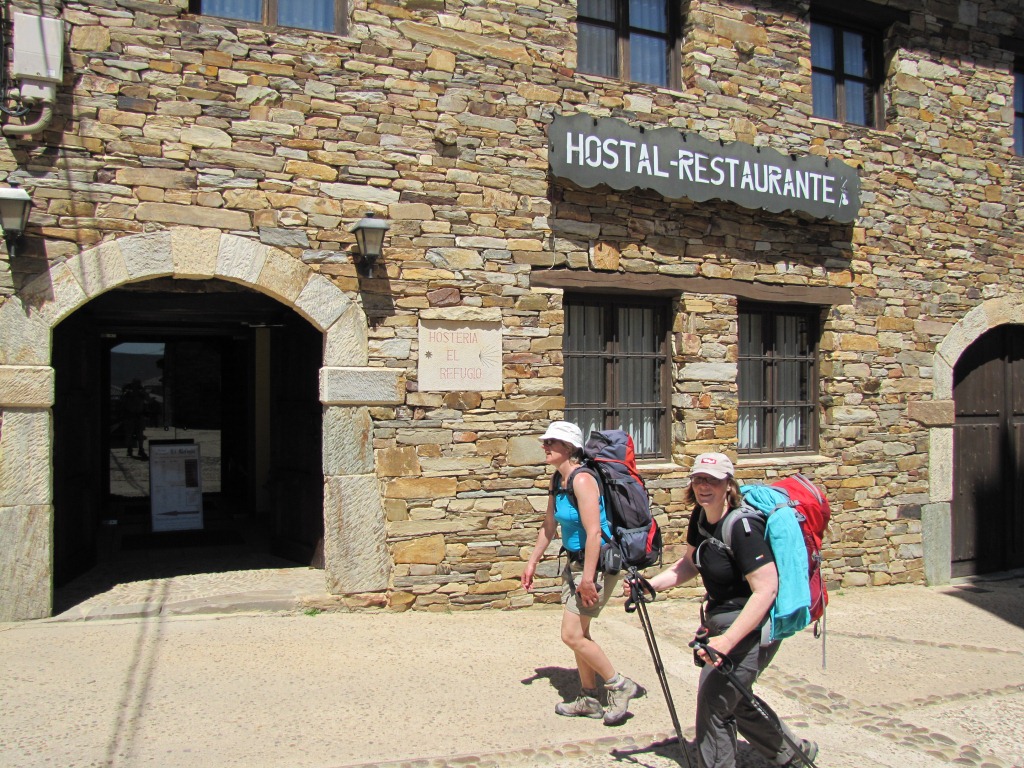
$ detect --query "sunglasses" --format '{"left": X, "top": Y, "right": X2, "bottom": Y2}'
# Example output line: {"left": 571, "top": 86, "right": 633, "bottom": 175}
{"left": 690, "top": 475, "right": 726, "bottom": 486}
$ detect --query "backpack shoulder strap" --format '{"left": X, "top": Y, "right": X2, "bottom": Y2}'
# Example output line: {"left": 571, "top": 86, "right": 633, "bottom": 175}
{"left": 701, "top": 506, "right": 762, "bottom": 557}
{"left": 551, "top": 465, "right": 596, "bottom": 503}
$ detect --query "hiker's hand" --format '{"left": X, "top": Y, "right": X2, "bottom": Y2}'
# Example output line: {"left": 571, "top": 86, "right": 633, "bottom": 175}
{"left": 522, "top": 562, "right": 536, "bottom": 592}
{"left": 700, "top": 635, "right": 735, "bottom": 667}
{"left": 578, "top": 578, "right": 598, "bottom": 607}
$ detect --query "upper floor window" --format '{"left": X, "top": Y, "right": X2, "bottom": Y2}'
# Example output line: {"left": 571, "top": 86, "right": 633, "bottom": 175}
{"left": 811, "top": 19, "right": 883, "bottom": 128}
{"left": 1015, "top": 67, "right": 1024, "bottom": 156}
{"left": 192, "top": 0, "right": 345, "bottom": 34}
{"left": 577, "top": 0, "right": 678, "bottom": 89}
{"left": 738, "top": 304, "right": 821, "bottom": 455}
{"left": 563, "top": 294, "right": 670, "bottom": 459}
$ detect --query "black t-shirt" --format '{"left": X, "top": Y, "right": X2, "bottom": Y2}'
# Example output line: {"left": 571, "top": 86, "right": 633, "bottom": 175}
{"left": 686, "top": 506, "right": 775, "bottom": 609}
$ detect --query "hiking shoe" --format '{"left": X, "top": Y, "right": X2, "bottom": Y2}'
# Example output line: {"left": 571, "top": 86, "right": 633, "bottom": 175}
{"left": 602, "top": 676, "right": 639, "bottom": 725}
{"left": 782, "top": 739, "right": 818, "bottom": 766}
{"left": 555, "top": 694, "right": 603, "bottom": 719}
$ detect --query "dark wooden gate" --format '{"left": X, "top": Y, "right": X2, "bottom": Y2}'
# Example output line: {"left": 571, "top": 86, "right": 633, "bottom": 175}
{"left": 952, "top": 325, "right": 1024, "bottom": 577}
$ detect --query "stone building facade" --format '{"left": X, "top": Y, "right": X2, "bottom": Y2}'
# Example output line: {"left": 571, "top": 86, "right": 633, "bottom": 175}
{"left": 1, "top": 0, "right": 1023, "bottom": 620}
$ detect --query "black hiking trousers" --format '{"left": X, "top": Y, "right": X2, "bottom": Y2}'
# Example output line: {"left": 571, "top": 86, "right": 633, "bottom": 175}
{"left": 696, "top": 608, "right": 802, "bottom": 768}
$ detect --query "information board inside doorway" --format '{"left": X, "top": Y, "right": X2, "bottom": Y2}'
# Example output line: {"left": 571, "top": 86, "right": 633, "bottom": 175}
{"left": 149, "top": 441, "right": 204, "bottom": 532}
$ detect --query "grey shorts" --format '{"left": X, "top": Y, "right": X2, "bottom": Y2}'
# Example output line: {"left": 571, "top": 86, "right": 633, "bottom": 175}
{"left": 560, "top": 561, "right": 621, "bottom": 618}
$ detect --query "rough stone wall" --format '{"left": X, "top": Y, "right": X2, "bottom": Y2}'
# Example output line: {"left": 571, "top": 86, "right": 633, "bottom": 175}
{"left": 1, "top": 0, "right": 1022, "bottom": 611}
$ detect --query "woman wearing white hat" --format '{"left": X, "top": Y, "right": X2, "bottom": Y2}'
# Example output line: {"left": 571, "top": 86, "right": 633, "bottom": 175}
{"left": 639, "top": 452, "right": 817, "bottom": 768}
{"left": 522, "top": 421, "right": 640, "bottom": 726}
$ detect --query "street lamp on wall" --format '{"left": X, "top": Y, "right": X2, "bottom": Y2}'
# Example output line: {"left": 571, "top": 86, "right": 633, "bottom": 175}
{"left": 349, "top": 213, "right": 390, "bottom": 275}
{"left": 0, "top": 184, "right": 31, "bottom": 258}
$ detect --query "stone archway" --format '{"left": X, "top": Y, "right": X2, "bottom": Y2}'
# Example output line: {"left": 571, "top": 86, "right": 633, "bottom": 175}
{"left": 920, "top": 295, "right": 1024, "bottom": 585}
{"left": 0, "top": 230, "right": 403, "bottom": 621}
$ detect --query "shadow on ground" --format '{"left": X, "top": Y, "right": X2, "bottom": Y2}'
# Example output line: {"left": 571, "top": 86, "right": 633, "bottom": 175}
{"left": 941, "top": 570, "right": 1024, "bottom": 632}
{"left": 52, "top": 544, "right": 306, "bottom": 616}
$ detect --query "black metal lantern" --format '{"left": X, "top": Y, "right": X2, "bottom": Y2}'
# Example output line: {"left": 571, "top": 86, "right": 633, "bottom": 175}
{"left": 0, "top": 184, "right": 31, "bottom": 258}
{"left": 349, "top": 213, "right": 390, "bottom": 274}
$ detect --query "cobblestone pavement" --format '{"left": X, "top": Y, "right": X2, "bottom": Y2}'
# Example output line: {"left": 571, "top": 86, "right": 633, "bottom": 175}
{"left": 4, "top": 564, "right": 1023, "bottom": 768}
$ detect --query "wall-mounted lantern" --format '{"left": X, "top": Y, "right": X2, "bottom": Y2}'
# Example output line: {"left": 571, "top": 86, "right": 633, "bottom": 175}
{"left": 349, "top": 213, "right": 390, "bottom": 275}
{"left": 0, "top": 184, "right": 31, "bottom": 258}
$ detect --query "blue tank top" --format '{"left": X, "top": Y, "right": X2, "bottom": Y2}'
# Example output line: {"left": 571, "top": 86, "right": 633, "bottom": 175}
{"left": 552, "top": 469, "right": 612, "bottom": 552}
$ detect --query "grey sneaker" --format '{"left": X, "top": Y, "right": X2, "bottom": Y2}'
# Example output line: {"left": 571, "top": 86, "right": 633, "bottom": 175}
{"left": 555, "top": 693, "right": 604, "bottom": 719}
{"left": 602, "top": 676, "right": 639, "bottom": 725}
{"left": 782, "top": 739, "right": 818, "bottom": 766}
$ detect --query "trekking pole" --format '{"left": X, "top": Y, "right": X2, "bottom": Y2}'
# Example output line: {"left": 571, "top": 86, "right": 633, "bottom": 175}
{"left": 624, "top": 568, "right": 693, "bottom": 768}
{"left": 690, "top": 632, "right": 819, "bottom": 768}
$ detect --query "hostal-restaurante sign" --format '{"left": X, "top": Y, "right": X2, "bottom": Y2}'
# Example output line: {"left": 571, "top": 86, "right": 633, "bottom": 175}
{"left": 548, "top": 113, "right": 861, "bottom": 223}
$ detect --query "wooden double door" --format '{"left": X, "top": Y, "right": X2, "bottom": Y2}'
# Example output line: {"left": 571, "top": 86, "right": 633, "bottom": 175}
{"left": 952, "top": 325, "right": 1024, "bottom": 577}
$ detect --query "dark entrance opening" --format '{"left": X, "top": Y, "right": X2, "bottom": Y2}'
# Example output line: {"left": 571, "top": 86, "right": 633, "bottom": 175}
{"left": 952, "top": 325, "right": 1024, "bottom": 577}
{"left": 51, "top": 280, "right": 324, "bottom": 608}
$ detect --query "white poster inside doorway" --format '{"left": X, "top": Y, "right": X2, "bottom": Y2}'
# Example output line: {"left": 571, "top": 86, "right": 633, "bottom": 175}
{"left": 150, "top": 442, "right": 204, "bottom": 532}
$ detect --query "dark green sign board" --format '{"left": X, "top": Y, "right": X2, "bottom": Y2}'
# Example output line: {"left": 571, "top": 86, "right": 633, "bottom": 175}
{"left": 548, "top": 113, "right": 860, "bottom": 223}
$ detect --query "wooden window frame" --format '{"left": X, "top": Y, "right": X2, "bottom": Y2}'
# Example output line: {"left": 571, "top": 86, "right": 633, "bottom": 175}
{"left": 563, "top": 293, "right": 671, "bottom": 460}
{"left": 810, "top": 16, "right": 885, "bottom": 129}
{"left": 577, "top": 0, "right": 681, "bottom": 90}
{"left": 189, "top": 0, "right": 347, "bottom": 36}
{"left": 737, "top": 302, "right": 822, "bottom": 457}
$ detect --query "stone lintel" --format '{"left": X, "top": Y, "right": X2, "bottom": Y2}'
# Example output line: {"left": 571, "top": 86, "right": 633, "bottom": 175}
{"left": 320, "top": 367, "right": 405, "bottom": 405}
{"left": 0, "top": 366, "right": 54, "bottom": 407}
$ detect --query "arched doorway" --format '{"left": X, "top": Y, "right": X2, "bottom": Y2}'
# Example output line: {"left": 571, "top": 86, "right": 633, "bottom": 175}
{"left": 0, "top": 229, "right": 399, "bottom": 621}
{"left": 952, "top": 325, "right": 1024, "bottom": 577}
{"left": 51, "top": 280, "right": 324, "bottom": 590}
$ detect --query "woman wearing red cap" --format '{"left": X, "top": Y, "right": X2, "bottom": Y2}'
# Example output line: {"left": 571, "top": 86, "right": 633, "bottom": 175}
{"left": 522, "top": 421, "right": 640, "bottom": 726}
{"left": 641, "top": 452, "right": 817, "bottom": 767}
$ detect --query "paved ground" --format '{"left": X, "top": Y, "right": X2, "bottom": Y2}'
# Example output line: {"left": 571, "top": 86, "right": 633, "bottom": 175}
{"left": 2, "top": 563, "right": 1023, "bottom": 768}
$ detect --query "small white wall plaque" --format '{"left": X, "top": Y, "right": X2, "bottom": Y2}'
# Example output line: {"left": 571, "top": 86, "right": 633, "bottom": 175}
{"left": 418, "top": 319, "right": 502, "bottom": 391}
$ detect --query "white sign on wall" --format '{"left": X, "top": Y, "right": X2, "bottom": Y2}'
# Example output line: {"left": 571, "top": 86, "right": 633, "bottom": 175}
{"left": 418, "top": 320, "right": 502, "bottom": 391}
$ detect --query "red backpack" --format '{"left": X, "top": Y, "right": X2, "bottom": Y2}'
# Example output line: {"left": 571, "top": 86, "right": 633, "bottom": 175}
{"left": 770, "top": 474, "right": 831, "bottom": 624}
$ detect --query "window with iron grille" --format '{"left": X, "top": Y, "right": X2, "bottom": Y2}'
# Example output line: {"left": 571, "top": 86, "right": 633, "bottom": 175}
{"left": 738, "top": 304, "right": 821, "bottom": 455}
{"left": 810, "top": 18, "right": 884, "bottom": 128}
{"left": 577, "top": 0, "right": 679, "bottom": 89}
{"left": 190, "top": 0, "right": 346, "bottom": 34}
{"left": 564, "top": 295, "right": 670, "bottom": 459}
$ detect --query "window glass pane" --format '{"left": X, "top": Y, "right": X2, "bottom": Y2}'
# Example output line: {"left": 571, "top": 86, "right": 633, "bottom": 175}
{"left": 566, "top": 304, "right": 605, "bottom": 353}
{"left": 1016, "top": 71, "right": 1024, "bottom": 112}
{"left": 810, "top": 23, "right": 834, "bottom": 69}
{"left": 842, "top": 30, "right": 868, "bottom": 77}
{"left": 775, "top": 406, "right": 803, "bottom": 449}
{"left": 812, "top": 72, "right": 837, "bottom": 120}
{"left": 845, "top": 79, "right": 869, "bottom": 126}
{"left": 580, "top": 0, "right": 617, "bottom": 22}
{"left": 578, "top": 23, "right": 618, "bottom": 78}
{"left": 1016, "top": 115, "right": 1024, "bottom": 156}
{"left": 278, "top": 0, "right": 334, "bottom": 31}
{"left": 630, "top": 33, "right": 667, "bottom": 86}
{"left": 203, "top": 0, "right": 261, "bottom": 22}
{"left": 620, "top": 408, "right": 659, "bottom": 455}
{"left": 739, "top": 311, "right": 763, "bottom": 357}
{"left": 619, "top": 306, "right": 657, "bottom": 353}
{"left": 630, "top": 0, "right": 667, "bottom": 33}
{"left": 566, "top": 355, "right": 606, "bottom": 406}
{"left": 738, "top": 312, "right": 764, "bottom": 451}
